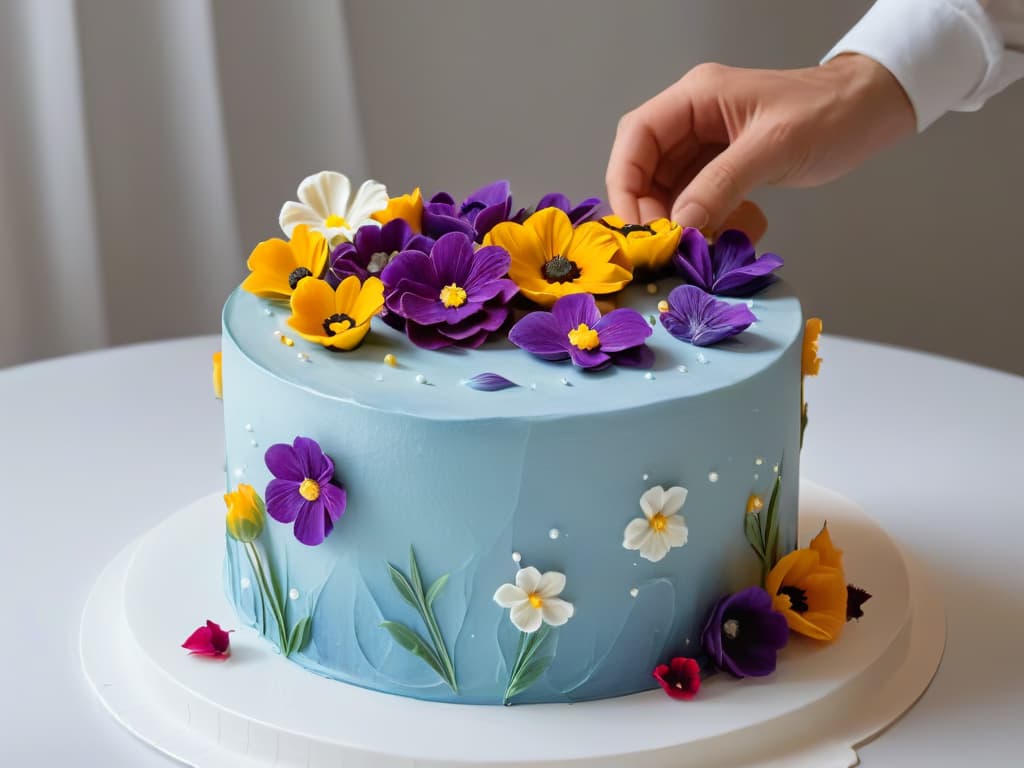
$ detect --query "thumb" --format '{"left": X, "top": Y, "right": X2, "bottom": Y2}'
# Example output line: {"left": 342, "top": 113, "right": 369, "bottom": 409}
{"left": 671, "top": 137, "right": 774, "bottom": 232}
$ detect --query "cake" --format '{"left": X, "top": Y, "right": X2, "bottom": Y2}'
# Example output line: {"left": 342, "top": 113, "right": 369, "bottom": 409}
{"left": 215, "top": 171, "right": 848, "bottom": 706}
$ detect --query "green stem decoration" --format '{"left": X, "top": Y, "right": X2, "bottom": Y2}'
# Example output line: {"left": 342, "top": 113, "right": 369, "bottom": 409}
{"left": 503, "top": 626, "right": 553, "bottom": 705}
{"left": 744, "top": 465, "right": 783, "bottom": 587}
{"left": 241, "top": 543, "right": 267, "bottom": 637}
{"left": 247, "top": 542, "right": 289, "bottom": 653}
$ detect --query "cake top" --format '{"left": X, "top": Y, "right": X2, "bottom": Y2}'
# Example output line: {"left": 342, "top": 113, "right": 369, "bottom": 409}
{"left": 225, "top": 171, "right": 800, "bottom": 419}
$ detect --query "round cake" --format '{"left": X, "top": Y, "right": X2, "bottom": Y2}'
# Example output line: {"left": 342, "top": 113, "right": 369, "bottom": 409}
{"left": 220, "top": 272, "right": 803, "bottom": 704}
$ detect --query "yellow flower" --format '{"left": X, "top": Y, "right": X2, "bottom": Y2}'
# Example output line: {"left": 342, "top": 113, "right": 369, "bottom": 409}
{"left": 765, "top": 523, "right": 847, "bottom": 642}
{"left": 241, "top": 224, "right": 329, "bottom": 301}
{"left": 372, "top": 187, "right": 423, "bottom": 233}
{"left": 212, "top": 351, "right": 223, "bottom": 399}
{"left": 483, "top": 207, "right": 632, "bottom": 307}
{"left": 287, "top": 275, "right": 384, "bottom": 351}
{"left": 224, "top": 483, "right": 265, "bottom": 543}
{"left": 597, "top": 215, "right": 681, "bottom": 271}
{"left": 802, "top": 317, "right": 823, "bottom": 377}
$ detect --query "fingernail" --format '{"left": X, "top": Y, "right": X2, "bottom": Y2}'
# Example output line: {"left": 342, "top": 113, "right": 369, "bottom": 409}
{"left": 673, "top": 203, "right": 708, "bottom": 229}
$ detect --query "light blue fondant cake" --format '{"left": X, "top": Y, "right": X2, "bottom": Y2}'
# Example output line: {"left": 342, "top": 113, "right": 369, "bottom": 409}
{"left": 220, "top": 277, "right": 803, "bottom": 704}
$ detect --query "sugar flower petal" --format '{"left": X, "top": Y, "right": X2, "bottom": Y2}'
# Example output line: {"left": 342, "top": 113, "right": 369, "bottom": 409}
{"left": 653, "top": 657, "right": 701, "bottom": 700}
{"left": 803, "top": 317, "right": 823, "bottom": 377}
{"left": 510, "top": 601, "right": 543, "bottom": 634}
{"left": 280, "top": 171, "right": 388, "bottom": 245}
{"left": 494, "top": 567, "right": 573, "bottom": 635}
{"left": 464, "top": 372, "right": 519, "bottom": 391}
{"left": 182, "top": 620, "right": 232, "bottom": 658}
{"left": 540, "top": 598, "right": 574, "bottom": 626}
{"left": 287, "top": 276, "right": 384, "bottom": 351}
{"left": 660, "top": 284, "right": 756, "bottom": 347}
{"left": 242, "top": 225, "right": 329, "bottom": 301}
{"left": 493, "top": 583, "right": 527, "bottom": 607}
{"left": 624, "top": 485, "right": 689, "bottom": 562}
{"left": 264, "top": 437, "right": 347, "bottom": 546}
{"left": 514, "top": 566, "right": 542, "bottom": 594}
{"left": 673, "top": 227, "right": 783, "bottom": 297}
{"left": 700, "top": 586, "right": 788, "bottom": 678}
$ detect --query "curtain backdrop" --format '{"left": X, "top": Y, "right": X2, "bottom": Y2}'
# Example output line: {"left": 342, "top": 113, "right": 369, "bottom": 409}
{"left": 0, "top": 0, "right": 366, "bottom": 367}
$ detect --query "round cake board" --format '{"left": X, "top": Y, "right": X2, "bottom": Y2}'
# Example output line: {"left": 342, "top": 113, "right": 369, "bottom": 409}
{"left": 80, "top": 481, "right": 945, "bottom": 767}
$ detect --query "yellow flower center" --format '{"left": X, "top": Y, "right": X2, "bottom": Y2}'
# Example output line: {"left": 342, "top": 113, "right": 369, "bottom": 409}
{"left": 528, "top": 593, "right": 544, "bottom": 609}
{"left": 324, "top": 214, "right": 349, "bottom": 229}
{"left": 567, "top": 323, "right": 600, "bottom": 351}
{"left": 299, "top": 478, "right": 321, "bottom": 501}
{"left": 746, "top": 494, "right": 764, "bottom": 514}
{"left": 649, "top": 513, "right": 668, "bottom": 532}
{"left": 439, "top": 283, "right": 468, "bottom": 308}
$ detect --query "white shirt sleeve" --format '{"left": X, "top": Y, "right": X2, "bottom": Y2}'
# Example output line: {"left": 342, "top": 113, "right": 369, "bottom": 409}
{"left": 822, "top": 0, "right": 1024, "bottom": 131}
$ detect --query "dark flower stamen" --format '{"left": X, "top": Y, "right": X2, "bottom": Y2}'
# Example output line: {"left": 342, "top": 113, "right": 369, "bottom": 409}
{"left": 542, "top": 255, "right": 581, "bottom": 283}
{"left": 778, "top": 585, "right": 809, "bottom": 613}
{"left": 288, "top": 267, "right": 314, "bottom": 290}
{"left": 323, "top": 313, "right": 355, "bottom": 336}
{"left": 599, "top": 219, "right": 655, "bottom": 237}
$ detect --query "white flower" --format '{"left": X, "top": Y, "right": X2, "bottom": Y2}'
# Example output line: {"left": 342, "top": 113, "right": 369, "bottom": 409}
{"left": 623, "top": 485, "right": 689, "bottom": 563}
{"left": 279, "top": 171, "right": 389, "bottom": 245}
{"left": 493, "top": 566, "right": 574, "bottom": 633}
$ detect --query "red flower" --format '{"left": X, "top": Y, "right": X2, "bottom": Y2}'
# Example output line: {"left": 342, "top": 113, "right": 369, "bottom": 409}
{"left": 182, "top": 620, "right": 232, "bottom": 658}
{"left": 653, "top": 656, "right": 701, "bottom": 700}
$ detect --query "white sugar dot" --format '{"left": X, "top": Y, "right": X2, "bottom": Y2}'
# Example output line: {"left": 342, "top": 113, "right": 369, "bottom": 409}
{"left": 629, "top": 587, "right": 639, "bottom": 598}
{"left": 642, "top": 473, "right": 649, "bottom": 481}
{"left": 273, "top": 330, "right": 282, "bottom": 337}
{"left": 374, "top": 373, "right": 384, "bottom": 382}
{"left": 754, "top": 473, "right": 760, "bottom": 480}
{"left": 244, "top": 423, "right": 254, "bottom": 432}
{"left": 415, "top": 373, "right": 427, "bottom": 384}
{"left": 288, "top": 588, "right": 299, "bottom": 601}
{"left": 633, "top": 562, "right": 639, "bottom": 567}
{"left": 685, "top": 638, "right": 691, "bottom": 646}
{"left": 676, "top": 365, "right": 688, "bottom": 374}
{"left": 755, "top": 457, "right": 764, "bottom": 466}
{"left": 250, "top": 439, "right": 258, "bottom": 447}
{"left": 240, "top": 577, "right": 251, "bottom": 589}
{"left": 264, "top": 307, "right": 273, "bottom": 316}
{"left": 644, "top": 372, "right": 655, "bottom": 381}
{"left": 773, "top": 464, "right": 780, "bottom": 473}
{"left": 697, "top": 352, "right": 709, "bottom": 365}
{"left": 530, "top": 382, "right": 538, "bottom": 390}
{"left": 708, "top": 471, "right": 720, "bottom": 483}
{"left": 233, "top": 467, "right": 245, "bottom": 478}
{"left": 548, "top": 528, "right": 560, "bottom": 540}
{"left": 746, "top": 299, "right": 755, "bottom": 309}
{"left": 511, "top": 551, "right": 522, "bottom": 563}
{"left": 297, "top": 352, "right": 310, "bottom": 362}
{"left": 560, "top": 377, "right": 572, "bottom": 387}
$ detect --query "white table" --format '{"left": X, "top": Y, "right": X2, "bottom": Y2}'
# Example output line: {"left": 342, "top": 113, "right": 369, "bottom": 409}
{"left": 1, "top": 335, "right": 1022, "bottom": 766}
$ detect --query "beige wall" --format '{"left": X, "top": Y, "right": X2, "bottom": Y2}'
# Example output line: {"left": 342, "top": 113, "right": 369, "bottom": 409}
{"left": 345, "top": 0, "right": 1024, "bottom": 375}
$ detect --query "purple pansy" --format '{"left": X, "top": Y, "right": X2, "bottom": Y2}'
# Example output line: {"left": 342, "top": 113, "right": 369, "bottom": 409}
{"left": 532, "top": 193, "right": 607, "bottom": 225}
{"left": 660, "top": 284, "right": 757, "bottom": 347}
{"left": 381, "top": 231, "right": 519, "bottom": 349}
{"left": 327, "top": 220, "right": 434, "bottom": 286}
{"left": 422, "top": 180, "right": 513, "bottom": 242}
{"left": 508, "top": 292, "right": 654, "bottom": 371}
{"left": 701, "top": 586, "right": 789, "bottom": 678}
{"left": 264, "top": 436, "right": 347, "bottom": 547}
{"left": 673, "top": 228, "right": 783, "bottom": 297}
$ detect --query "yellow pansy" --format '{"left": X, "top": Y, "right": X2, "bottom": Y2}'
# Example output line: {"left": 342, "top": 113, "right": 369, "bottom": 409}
{"left": 224, "top": 483, "right": 265, "bottom": 543}
{"left": 287, "top": 275, "right": 384, "bottom": 351}
{"left": 765, "top": 524, "right": 847, "bottom": 642}
{"left": 212, "top": 351, "right": 223, "bottom": 399}
{"left": 372, "top": 187, "right": 423, "bottom": 233}
{"left": 803, "top": 317, "right": 823, "bottom": 377}
{"left": 598, "top": 215, "right": 681, "bottom": 272}
{"left": 241, "top": 225, "right": 329, "bottom": 301}
{"left": 483, "top": 207, "right": 632, "bottom": 307}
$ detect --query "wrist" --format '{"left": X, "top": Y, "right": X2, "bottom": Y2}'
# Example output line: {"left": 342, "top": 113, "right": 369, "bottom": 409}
{"left": 822, "top": 54, "right": 916, "bottom": 144}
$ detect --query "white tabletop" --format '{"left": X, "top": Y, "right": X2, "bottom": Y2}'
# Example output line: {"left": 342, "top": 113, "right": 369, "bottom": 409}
{"left": 1, "top": 335, "right": 1022, "bottom": 766}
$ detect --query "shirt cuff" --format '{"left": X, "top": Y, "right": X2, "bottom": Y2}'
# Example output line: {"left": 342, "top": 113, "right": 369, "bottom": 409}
{"left": 822, "top": 0, "right": 1001, "bottom": 131}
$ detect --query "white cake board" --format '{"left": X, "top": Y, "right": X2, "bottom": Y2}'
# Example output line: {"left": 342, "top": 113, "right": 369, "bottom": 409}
{"left": 80, "top": 481, "right": 945, "bottom": 767}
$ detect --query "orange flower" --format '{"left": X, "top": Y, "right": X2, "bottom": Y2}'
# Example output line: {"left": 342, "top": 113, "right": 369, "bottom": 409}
{"left": 287, "top": 275, "right": 384, "bottom": 351}
{"left": 212, "top": 351, "right": 223, "bottom": 399}
{"left": 241, "top": 225, "right": 329, "bottom": 301}
{"left": 802, "top": 317, "right": 823, "bottom": 377}
{"left": 372, "top": 187, "right": 423, "bottom": 233}
{"left": 597, "top": 215, "right": 681, "bottom": 271}
{"left": 765, "top": 524, "right": 847, "bottom": 642}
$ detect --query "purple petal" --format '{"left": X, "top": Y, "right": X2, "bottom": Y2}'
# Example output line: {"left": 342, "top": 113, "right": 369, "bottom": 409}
{"left": 430, "top": 232, "right": 475, "bottom": 287}
{"left": 712, "top": 253, "right": 784, "bottom": 296}
{"left": 293, "top": 500, "right": 328, "bottom": 546}
{"left": 536, "top": 192, "right": 570, "bottom": 213}
{"left": 610, "top": 344, "right": 655, "bottom": 369}
{"left": 395, "top": 292, "right": 459, "bottom": 325}
{"left": 463, "top": 245, "right": 512, "bottom": 292}
{"left": 422, "top": 209, "right": 475, "bottom": 240}
{"left": 406, "top": 320, "right": 455, "bottom": 350}
{"left": 319, "top": 482, "right": 347, "bottom": 521}
{"left": 550, "top": 293, "right": 601, "bottom": 333}
{"left": 710, "top": 229, "right": 756, "bottom": 276}
{"left": 509, "top": 311, "right": 570, "bottom": 360}
{"left": 464, "top": 372, "right": 518, "bottom": 391}
{"left": 436, "top": 305, "right": 508, "bottom": 339}
{"left": 381, "top": 249, "right": 437, "bottom": 294}
{"left": 661, "top": 285, "right": 756, "bottom": 347}
{"left": 568, "top": 346, "right": 611, "bottom": 370}
{"left": 691, "top": 304, "right": 757, "bottom": 346}
{"left": 265, "top": 479, "right": 303, "bottom": 523}
{"left": 464, "top": 179, "right": 511, "bottom": 208}
{"left": 593, "top": 307, "right": 653, "bottom": 352}
{"left": 673, "top": 228, "right": 712, "bottom": 290}
{"left": 292, "top": 436, "right": 326, "bottom": 478}
{"left": 379, "top": 218, "right": 414, "bottom": 253}
{"left": 353, "top": 223, "right": 385, "bottom": 257}
{"left": 265, "top": 443, "right": 303, "bottom": 481}
{"left": 568, "top": 197, "right": 606, "bottom": 224}
{"left": 473, "top": 200, "right": 512, "bottom": 239}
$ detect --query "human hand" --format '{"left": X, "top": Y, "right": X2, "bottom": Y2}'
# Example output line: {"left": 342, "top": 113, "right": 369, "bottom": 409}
{"left": 605, "top": 54, "right": 915, "bottom": 235}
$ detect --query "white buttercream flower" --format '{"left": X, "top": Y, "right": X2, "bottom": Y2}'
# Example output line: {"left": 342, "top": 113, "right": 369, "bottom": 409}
{"left": 279, "top": 171, "right": 388, "bottom": 245}
{"left": 493, "top": 566, "right": 574, "bottom": 633}
{"left": 623, "top": 485, "right": 689, "bottom": 563}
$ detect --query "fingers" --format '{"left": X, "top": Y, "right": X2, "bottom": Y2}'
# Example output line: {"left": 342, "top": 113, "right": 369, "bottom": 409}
{"left": 717, "top": 200, "right": 768, "bottom": 244}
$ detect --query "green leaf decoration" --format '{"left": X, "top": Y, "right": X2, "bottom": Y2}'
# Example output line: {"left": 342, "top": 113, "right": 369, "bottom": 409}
{"left": 504, "top": 655, "right": 554, "bottom": 700}
{"left": 744, "top": 512, "right": 766, "bottom": 561}
{"left": 287, "top": 616, "right": 312, "bottom": 656}
{"left": 387, "top": 563, "right": 419, "bottom": 609}
{"left": 379, "top": 621, "right": 446, "bottom": 680}
{"left": 425, "top": 573, "right": 449, "bottom": 607}
{"left": 503, "top": 626, "right": 554, "bottom": 705}
{"left": 764, "top": 469, "right": 783, "bottom": 568}
{"left": 801, "top": 402, "right": 809, "bottom": 448}
{"left": 408, "top": 546, "right": 425, "bottom": 596}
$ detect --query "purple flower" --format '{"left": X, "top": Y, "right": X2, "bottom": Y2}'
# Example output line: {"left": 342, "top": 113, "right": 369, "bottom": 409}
{"left": 264, "top": 436, "right": 347, "bottom": 547}
{"left": 660, "top": 284, "right": 757, "bottom": 347}
{"left": 701, "top": 586, "right": 789, "bottom": 678}
{"left": 381, "top": 231, "right": 519, "bottom": 349}
{"left": 673, "top": 228, "right": 783, "bottom": 297}
{"left": 532, "top": 193, "right": 606, "bottom": 225}
{"left": 327, "top": 220, "right": 434, "bottom": 286}
{"left": 422, "top": 180, "right": 513, "bottom": 242}
{"left": 508, "top": 293, "right": 654, "bottom": 371}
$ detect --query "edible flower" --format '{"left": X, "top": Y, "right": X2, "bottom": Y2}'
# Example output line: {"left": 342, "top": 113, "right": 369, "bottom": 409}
{"left": 381, "top": 231, "right": 518, "bottom": 349}
{"left": 279, "top": 170, "right": 389, "bottom": 245}
{"left": 673, "top": 228, "right": 783, "bottom": 297}
{"left": 509, "top": 292, "right": 653, "bottom": 371}
{"left": 652, "top": 657, "right": 701, "bottom": 700}
{"left": 659, "top": 284, "right": 757, "bottom": 347}
{"left": 212, "top": 351, "right": 222, "bottom": 399}
{"left": 242, "top": 224, "right": 329, "bottom": 301}
{"left": 328, "top": 220, "right": 434, "bottom": 285}
{"left": 493, "top": 566, "right": 574, "bottom": 633}
{"left": 803, "top": 317, "right": 823, "bottom": 377}
{"left": 372, "top": 187, "right": 424, "bottom": 233}
{"left": 182, "top": 620, "right": 231, "bottom": 658}
{"left": 700, "top": 586, "right": 789, "bottom": 678}
{"left": 422, "top": 180, "right": 513, "bottom": 242}
{"left": 224, "top": 483, "right": 265, "bottom": 543}
{"left": 532, "top": 192, "right": 604, "bottom": 225}
{"left": 765, "top": 524, "right": 848, "bottom": 642}
{"left": 287, "top": 275, "right": 384, "bottom": 351}
{"left": 597, "top": 215, "right": 682, "bottom": 272}
{"left": 622, "top": 485, "right": 689, "bottom": 562}
{"left": 265, "top": 436, "right": 347, "bottom": 546}
{"left": 484, "top": 207, "right": 633, "bottom": 307}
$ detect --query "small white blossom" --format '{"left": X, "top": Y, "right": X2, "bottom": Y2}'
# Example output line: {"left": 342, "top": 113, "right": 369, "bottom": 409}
{"left": 279, "top": 171, "right": 388, "bottom": 244}
{"left": 622, "top": 485, "right": 689, "bottom": 562}
{"left": 493, "top": 566, "right": 574, "bottom": 633}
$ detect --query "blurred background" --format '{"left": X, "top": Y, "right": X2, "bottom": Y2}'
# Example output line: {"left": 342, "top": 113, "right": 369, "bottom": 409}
{"left": 1, "top": 0, "right": 1021, "bottom": 374}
